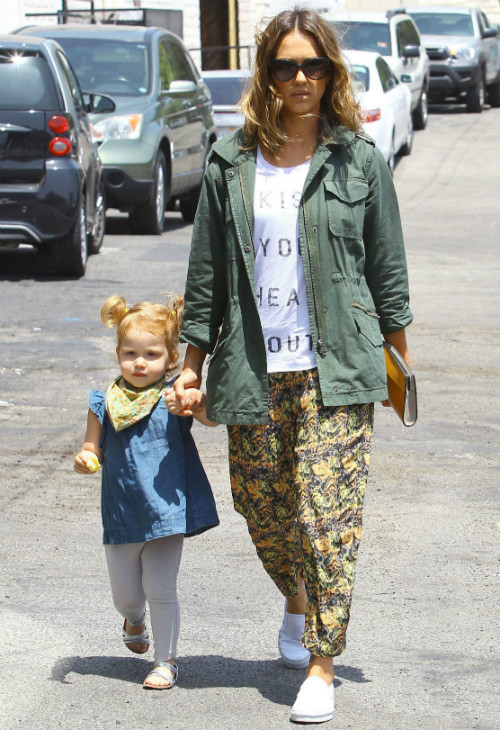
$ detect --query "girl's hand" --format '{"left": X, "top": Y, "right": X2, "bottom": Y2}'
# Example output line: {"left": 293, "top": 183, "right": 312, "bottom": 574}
{"left": 74, "top": 450, "right": 101, "bottom": 474}
{"left": 165, "top": 386, "right": 204, "bottom": 416}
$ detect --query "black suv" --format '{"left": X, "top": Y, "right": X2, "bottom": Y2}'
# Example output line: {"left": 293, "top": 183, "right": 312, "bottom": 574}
{"left": 0, "top": 35, "right": 114, "bottom": 276}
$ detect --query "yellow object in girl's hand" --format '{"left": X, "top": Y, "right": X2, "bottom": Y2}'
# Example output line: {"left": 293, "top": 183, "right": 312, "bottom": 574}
{"left": 86, "top": 455, "right": 101, "bottom": 472}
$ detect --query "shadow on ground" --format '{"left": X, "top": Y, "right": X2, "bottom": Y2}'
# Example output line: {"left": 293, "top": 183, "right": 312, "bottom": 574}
{"left": 51, "top": 654, "right": 370, "bottom": 707}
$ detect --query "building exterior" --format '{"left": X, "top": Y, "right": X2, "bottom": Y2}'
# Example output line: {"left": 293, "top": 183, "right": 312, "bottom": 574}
{"left": 6, "top": 0, "right": 500, "bottom": 71}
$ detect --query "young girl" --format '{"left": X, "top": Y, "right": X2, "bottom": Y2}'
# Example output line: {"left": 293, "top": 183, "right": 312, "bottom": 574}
{"left": 74, "top": 294, "right": 218, "bottom": 690}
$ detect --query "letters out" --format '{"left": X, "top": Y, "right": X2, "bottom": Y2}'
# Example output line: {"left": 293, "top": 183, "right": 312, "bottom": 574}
{"left": 267, "top": 334, "right": 313, "bottom": 353}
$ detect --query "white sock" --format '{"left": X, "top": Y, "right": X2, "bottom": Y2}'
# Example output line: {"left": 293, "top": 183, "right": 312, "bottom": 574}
{"left": 282, "top": 610, "right": 305, "bottom": 640}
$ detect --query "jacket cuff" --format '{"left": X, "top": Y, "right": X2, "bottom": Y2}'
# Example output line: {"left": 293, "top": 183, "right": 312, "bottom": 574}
{"left": 379, "top": 307, "right": 413, "bottom": 334}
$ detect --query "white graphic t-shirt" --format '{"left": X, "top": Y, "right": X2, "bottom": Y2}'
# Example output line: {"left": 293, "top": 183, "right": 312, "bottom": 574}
{"left": 253, "top": 147, "right": 317, "bottom": 373}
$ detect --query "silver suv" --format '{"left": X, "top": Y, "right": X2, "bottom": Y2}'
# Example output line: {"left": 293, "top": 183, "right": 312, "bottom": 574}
{"left": 325, "top": 9, "right": 430, "bottom": 130}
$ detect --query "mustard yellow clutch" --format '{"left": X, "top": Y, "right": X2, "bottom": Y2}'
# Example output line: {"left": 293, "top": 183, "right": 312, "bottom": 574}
{"left": 383, "top": 342, "right": 417, "bottom": 427}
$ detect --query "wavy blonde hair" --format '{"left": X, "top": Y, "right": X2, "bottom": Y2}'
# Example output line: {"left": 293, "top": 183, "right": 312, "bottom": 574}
{"left": 101, "top": 294, "right": 184, "bottom": 368}
{"left": 240, "top": 6, "right": 362, "bottom": 154}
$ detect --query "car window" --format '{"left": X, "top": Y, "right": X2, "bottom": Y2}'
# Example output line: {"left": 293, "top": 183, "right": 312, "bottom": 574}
{"left": 477, "top": 12, "right": 492, "bottom": 35}
{"left": 403, "top": 20, "right": 421, "bottom": 46}
{"left": 202, "top": 75, "right": 248, "bottom": 105}
{"left": 396, "top": 21, "right": 418, "bottom": 55}
{"left": 159, "top": 40, "right": 176, "bottom": 91}
{"left": 168, "top": 40, "right": 197, "bottom": 82}
{"left": 53, "top": 38, "right": 150, "bottom": 95}
{"left": 409, "top": 13, "right": 474, "bottom": 37}
{"left": 56, "top": 49, "right": 84, "bottom": 109}
{"left": 348, "top": 64, "right": 370, "bottom": 93}
{"left": 376, "top": 56, "right": 399, "bottom": 93}
{"left": 338, "top": 21, "right": 392, "bottom": 56}
{"left": 0, "top": 50, "right": 59, "bottom": 110}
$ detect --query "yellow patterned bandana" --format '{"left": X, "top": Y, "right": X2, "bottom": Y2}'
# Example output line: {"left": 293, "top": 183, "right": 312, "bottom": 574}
{"left": 105, "top": 376, "right": 165, "bottom": 432}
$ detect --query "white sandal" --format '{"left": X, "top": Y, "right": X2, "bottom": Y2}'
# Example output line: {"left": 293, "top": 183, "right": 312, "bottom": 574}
{"left": 143, "top": 661, "right": 178, "bottom": 690}
{"left": 122, "top": 619, "right": 150, "bottom": 654}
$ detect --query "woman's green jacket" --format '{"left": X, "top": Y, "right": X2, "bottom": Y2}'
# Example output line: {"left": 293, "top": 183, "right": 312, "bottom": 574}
{"left": 180, "top": 126, "right": 413, "bottom": 425}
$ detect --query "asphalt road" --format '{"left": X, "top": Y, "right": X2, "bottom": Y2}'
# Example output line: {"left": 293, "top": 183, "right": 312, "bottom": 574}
{"left": 1, "top": 105, "right": 499, "bottom": 730}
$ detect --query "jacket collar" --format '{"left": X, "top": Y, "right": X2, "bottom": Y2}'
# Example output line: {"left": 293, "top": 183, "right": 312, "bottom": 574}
{"left": 210, "top": 123, "right": 359, "bottom": 167}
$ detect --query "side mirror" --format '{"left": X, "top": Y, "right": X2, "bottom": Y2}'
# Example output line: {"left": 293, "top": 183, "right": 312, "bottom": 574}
{"left": 163, "top": 80, "right": 197, "bottom": 97}
{"left": 401, "top": 73, "right": 414, "bottom": 83}
{"left": 83, "top": 93, "right": 116, "bottom": 114}
{"left": 403, "top": 44, "right": 420, "bottom": 59}
{"left": 482, "top": 27, "right": 497, "bottom": 39}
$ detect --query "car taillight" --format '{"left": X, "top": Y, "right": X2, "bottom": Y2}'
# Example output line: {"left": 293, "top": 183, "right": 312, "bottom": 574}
{"left": 48, "top": 115, "right": 69, "bottom": 134}
{"left": 48, "top": 137, "right": 72, "bottom": 156}
{"left": 363, "top": 109, "right": 382, "bottom": 123}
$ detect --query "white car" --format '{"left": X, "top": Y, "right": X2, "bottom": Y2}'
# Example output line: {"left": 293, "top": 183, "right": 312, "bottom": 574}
{"left": 344, "top": 50, "right": 413, "bottom": 174}
{"left": 202, "top": 69, "right": 251, "bottom": 138}
{"left": 324, "top": 9, "right": 429, "bottom": 130}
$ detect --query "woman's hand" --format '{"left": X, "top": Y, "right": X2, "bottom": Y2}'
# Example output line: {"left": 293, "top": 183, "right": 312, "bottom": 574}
{"left": 171, "top": 344, "right": 208, "bottom": 415}
{"left": 74, "top": 450, "right": 101, "bottom": 474}
{"left": 382, "top": 328, "right": 412, "bottom": 407}
{"left": 165, "top": 384, "right": 204, "bottom": 416}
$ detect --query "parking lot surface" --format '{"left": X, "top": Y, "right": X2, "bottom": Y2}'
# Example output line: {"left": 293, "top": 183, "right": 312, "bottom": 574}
{"left": 0, "top": 106, "right": 499, "bottom": 730}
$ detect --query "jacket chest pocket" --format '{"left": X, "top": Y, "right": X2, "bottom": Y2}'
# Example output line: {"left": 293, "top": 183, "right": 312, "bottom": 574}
{"left": 324, "top": 178, "right": 368, "bottom": 239}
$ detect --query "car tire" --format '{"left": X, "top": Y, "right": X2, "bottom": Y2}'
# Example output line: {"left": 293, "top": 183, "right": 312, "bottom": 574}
{"left": 487, "top": 78, "right": 500, "bottom": 108}
{"left": 52, "top": 194, "right": 88, "bottom": 277}
{"left": 129, "top": 151, "right": 167, "bottom": 235}
{"left": 413, "top": 87, "right": 428, "bottom": 130}
{"left": 400, "top": 114, "right": 413, "bottom": 157}
{"left": 466, "top": 73, "right": 485, "bottom": 113}
{"left": 87, "top": 184, "right": 106, "bottom": 255}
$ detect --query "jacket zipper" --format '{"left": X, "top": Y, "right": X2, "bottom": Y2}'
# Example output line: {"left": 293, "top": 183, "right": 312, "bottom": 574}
{"left": 302, "top": 207, "right": 326, "bottom": 357}
{"left": 238, "top": 167, "right": 255, "bottom": 250}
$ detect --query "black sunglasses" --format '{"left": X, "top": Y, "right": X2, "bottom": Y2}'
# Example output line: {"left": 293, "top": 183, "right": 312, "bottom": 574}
{"left": 269, "top": 57, "right": 332, "bottom": 82}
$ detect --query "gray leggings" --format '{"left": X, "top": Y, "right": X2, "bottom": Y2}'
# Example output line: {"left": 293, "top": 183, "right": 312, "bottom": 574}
{"left": 104, "top": 534, "right": 184, "bottom": 663}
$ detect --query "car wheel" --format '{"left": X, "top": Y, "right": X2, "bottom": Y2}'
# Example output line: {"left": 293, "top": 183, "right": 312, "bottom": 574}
{"left": 400, "top": 114, "right": 413, "bottom": 156}
{"left": 413, "top": 87, "right": 428, "bottom": 130}
{"left": 387, "top": 133, "right": 395, "bottom": 176}
{"left": 51, "top": 194, "right": 88, "bottom": 277}
{"left": 179, "top": 183, "right": 202, "bottom": 223}
{"left": 129, "top": 151, "right": 167, "bottom": 235}
{"left": 487, "top": 78, "right": 500, "bottom": 108}
{"left": 87, "top": 184, "right": 106, "bottom": 255}
{"left": 466, "top": 73, "right": 485, "bottom": 113}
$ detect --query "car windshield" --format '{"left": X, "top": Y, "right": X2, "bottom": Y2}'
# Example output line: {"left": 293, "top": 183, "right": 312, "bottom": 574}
{"left": 348, "top": 63, "right": 371, "bottom": 93}
{"left": 52, "top": 38, "right": 151, "bottom": 95}
{"left": 337, "top": 22, "right": 391, "bottom": 56}
{"left": 203, "top": 75, "right": 248, "bottom": 105}
{"left": 0, "top": 51, "right": 59, "bottom": 110}
{"left": 409, "top": 13, "right": 474, "bottom": 37}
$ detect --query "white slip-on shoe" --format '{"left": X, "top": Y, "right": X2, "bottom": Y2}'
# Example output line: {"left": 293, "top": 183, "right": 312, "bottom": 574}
{"left": 278, "top": 602, "right": 310, "bottom": 669}
{"left": 290, "top": 675, "right": 335, "bottom": 724}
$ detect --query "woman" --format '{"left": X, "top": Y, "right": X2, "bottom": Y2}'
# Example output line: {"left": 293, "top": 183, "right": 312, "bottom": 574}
{"left": 172, "top": 7, "right": 412, "bottom": 724}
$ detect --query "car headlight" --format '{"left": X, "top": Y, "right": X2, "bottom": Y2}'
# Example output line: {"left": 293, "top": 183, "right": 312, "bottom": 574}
{"left": 449, "top": 46, "right": 476, "bottom": 61}
{"left": 92, "top": 114, "right": 143, "bottom": 142}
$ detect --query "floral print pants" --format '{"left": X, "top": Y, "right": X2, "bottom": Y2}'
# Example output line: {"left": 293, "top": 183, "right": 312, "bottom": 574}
{"left": 227, "top": 369, "right": 374, "bottom": 657}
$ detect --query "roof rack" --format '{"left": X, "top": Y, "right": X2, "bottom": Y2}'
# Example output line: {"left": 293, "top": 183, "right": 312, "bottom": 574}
{"left": 386, "top": 9, "right": 407, "bottom": 20}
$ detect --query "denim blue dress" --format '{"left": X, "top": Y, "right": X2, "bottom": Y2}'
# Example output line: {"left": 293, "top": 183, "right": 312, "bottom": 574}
{"left": 89, "top": 389, "right": 219, "bottom": 545}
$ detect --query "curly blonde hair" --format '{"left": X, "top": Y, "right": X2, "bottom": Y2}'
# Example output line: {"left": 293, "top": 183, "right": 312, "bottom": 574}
{"left": 100, "top": 294, "right": 184, "bottom": 369}
{"left": 240, "top": 6, "right": 362, "bottom": 155}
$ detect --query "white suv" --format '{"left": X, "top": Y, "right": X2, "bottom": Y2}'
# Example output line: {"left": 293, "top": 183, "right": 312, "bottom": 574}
{"left": 324, "top": 9, "right": 430, "bottom": 130}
